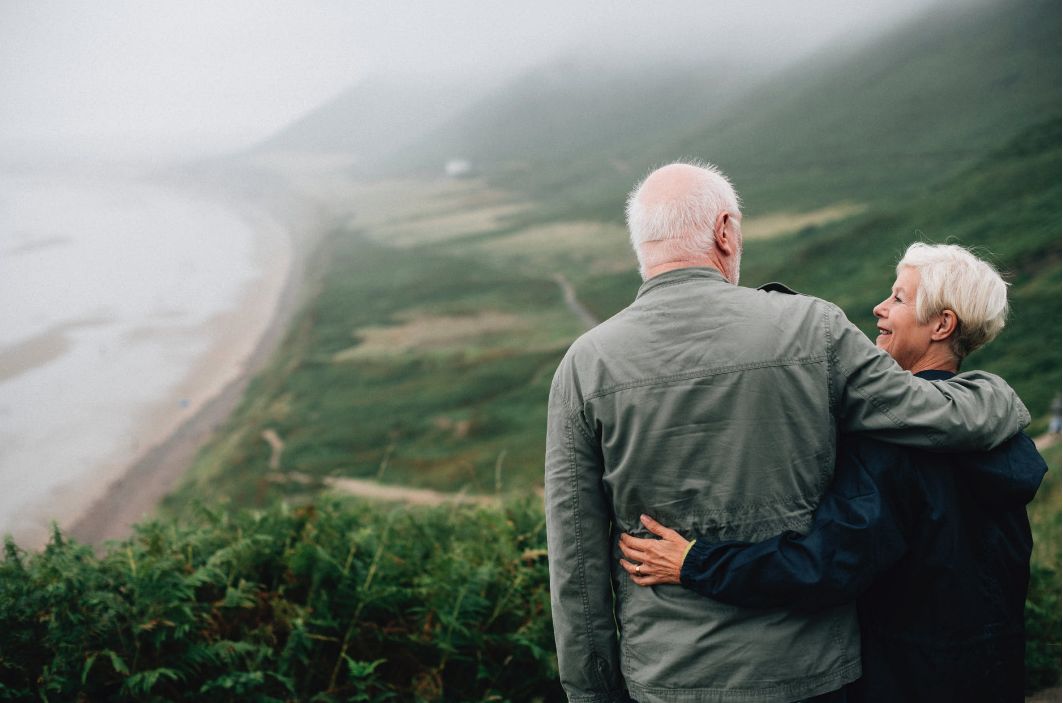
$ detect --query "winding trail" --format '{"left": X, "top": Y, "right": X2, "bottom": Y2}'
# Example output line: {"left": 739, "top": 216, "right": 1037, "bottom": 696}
{"left": 553, "top": 273, "right": 599, "bottom": 330}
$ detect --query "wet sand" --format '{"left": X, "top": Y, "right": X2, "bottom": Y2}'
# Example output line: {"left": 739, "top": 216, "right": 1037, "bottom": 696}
{"left": 60, "top": 202, "right": 311, "bottom": 548}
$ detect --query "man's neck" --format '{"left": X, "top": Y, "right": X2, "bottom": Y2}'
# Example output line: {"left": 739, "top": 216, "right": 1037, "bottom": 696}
{"left": 645, "top": 260, "right": 722, "bottom": 280}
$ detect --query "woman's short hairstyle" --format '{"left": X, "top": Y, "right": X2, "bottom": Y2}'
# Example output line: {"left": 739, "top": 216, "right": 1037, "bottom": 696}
{"left": 897, "top": 242, "right": 1009, "bottom": 360}
{"left": 626, "top": 161, "right": 740, "bottom": 279}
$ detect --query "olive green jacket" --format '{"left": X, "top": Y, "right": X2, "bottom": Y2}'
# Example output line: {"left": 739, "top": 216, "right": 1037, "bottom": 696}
{"left": 544, "top": 267, "right": 1029, "bottom": 703}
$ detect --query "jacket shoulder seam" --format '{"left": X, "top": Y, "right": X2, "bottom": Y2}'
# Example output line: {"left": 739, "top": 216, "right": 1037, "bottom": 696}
{"left": 585, "top": 355, "right": 829, "bottom": 401}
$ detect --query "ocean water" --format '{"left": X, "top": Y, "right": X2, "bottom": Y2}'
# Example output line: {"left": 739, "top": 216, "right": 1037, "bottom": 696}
{"left": 0, "top": 172, "right": 284, "bottom": 543}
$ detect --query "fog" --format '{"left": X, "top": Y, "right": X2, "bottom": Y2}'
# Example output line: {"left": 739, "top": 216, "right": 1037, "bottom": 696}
{"left": 1, "top": 0, "right": 948, "bottom": 164}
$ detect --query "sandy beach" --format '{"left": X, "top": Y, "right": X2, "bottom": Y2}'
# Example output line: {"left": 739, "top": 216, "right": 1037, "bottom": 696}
{"left": 0, "top": 170, "right": 314, "bottom": 550}
{"left": 64, "top": 206, "right": 305, "bottom": 547}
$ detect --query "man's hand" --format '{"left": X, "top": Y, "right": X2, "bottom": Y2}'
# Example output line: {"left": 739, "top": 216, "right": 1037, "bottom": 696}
{"left": 618, "top": 514, "right": 692, "bottom": 586}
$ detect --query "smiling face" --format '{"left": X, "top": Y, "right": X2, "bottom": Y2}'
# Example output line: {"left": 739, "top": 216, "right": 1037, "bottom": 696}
{"left": 872, "top": 266, "right": 938, "bottom": 371}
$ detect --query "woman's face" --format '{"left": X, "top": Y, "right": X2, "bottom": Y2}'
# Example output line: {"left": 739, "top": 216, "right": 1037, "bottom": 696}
{"left": 872, "top": 266, "right": 937, "bottom": 371}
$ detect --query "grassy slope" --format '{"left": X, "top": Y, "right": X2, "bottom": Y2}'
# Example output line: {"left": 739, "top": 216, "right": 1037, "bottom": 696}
{"left": 671, "top": 0, "right": 1061, "bottom": 213}
{"left": 169, "top": 0, "right": 1060, "bottom": 506}
{"left": 469, "top": 0, "right": 1061, "bottom": 223}
{"left": 167, "top": 118, "right": 1059, "bottom": 553}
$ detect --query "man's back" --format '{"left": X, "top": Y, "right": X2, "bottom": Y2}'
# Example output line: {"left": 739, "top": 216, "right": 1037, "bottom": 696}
{"left": 550, "top": 267, "right": 860, "bottom": 702}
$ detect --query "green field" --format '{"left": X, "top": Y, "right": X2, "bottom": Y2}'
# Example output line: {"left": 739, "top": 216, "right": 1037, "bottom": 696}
{"left": 168, "top": 114, "right": 1061, "bottom": 509}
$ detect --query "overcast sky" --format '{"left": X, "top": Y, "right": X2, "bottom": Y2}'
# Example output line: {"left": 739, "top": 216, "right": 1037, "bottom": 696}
{"left": 0, "top": 0, "right": 945, "bottom": 161}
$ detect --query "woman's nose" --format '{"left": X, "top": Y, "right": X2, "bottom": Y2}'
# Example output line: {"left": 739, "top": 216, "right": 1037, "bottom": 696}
{"left": 873, "top": 299, "right": 887, "bottom": 319}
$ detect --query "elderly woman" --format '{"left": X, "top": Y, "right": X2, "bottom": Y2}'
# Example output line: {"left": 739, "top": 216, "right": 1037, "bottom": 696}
{"left": 619, "top": 243, "right": 1046, "bottom": 703}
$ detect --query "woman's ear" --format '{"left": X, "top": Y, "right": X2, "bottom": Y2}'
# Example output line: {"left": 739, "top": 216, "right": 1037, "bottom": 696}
{"left": 930, "top": 309, "right": 958, "bottom": 341}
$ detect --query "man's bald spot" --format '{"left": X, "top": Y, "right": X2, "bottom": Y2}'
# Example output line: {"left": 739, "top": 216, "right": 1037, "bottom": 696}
{"left": 637, "top": 163, "right": 709, "bottom": 207}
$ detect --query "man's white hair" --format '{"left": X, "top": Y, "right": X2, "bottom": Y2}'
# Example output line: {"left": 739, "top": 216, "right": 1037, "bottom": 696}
{"left": 625, "top": 161, "right": 741, "bottom": 279}
{"left": 898, "top": 242, "right": 1009, "bottom": 360}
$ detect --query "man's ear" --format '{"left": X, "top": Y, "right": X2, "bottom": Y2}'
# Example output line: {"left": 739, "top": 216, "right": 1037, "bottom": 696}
{"left": 930, "top": 309, "right": 958, "bottom": 341}
{"left": 713, "top": 211, "right": 736, "bottom": 256}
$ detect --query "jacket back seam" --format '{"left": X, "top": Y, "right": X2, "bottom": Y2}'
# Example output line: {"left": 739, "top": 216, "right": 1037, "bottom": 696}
{"left": 585, "top": 355, "right": 829, "bottom": 401}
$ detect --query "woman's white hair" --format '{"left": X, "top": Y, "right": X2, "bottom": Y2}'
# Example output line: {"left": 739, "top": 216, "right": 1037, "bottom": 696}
{"left": 898, "top": 242, "right": 1009, "bottom": 360}
{"left": 625, "top": 161, "right": 741, "bottom": 279}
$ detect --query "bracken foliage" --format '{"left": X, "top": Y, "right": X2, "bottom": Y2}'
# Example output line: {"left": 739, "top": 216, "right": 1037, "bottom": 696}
{"left": 2, "top": 493, "right": 1060, "bottom": 700}
{"left": 0, "top": 500, "right": 562, "bottom": 702}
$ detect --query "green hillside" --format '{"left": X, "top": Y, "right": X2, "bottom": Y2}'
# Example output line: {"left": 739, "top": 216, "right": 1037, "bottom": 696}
{"left": 408, "top": 0, "right": 1059, "bottom": 222}
{"left": 670, "top": 0, "right": 1061, "bottom": 212}
{"left": 173, "top": 0, "right": 1060, "bottom": 508}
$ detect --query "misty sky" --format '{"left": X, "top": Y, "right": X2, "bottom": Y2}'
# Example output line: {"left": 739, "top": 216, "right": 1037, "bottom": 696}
{"left": 1, "top": 0, "right": 946, "bottom": 161}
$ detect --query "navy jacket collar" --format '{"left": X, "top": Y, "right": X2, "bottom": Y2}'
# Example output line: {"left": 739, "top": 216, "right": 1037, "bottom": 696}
{"left": 915, "top": 370, "right": 956, "bottom": 381}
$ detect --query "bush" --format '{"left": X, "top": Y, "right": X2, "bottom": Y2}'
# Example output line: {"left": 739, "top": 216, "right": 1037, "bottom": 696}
{"left": 0, "top": 501, "right": 562, "bottom": 702}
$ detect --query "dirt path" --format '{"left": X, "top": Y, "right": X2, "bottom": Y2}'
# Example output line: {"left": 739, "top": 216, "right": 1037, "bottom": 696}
{"left": 324, "top": 476, "right": 499, "bottom": 507}
{"left": 553, "top": 273, "right": 599, "bottom": 330}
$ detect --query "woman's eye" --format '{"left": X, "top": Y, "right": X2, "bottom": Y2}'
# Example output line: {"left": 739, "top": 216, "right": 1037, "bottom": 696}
{"left": 893, "top": 295, "right": 903, "bottom": 303}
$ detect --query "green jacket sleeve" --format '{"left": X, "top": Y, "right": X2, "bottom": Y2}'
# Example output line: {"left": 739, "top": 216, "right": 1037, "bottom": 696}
{"left": 823, "top": 301, "right": 1029, "bottom": 450}
{"left": 545, "top": 363, "right": 628, "bottom": 702}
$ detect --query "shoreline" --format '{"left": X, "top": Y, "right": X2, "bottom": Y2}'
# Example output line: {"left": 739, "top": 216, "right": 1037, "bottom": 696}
{"left": 61, "top": 187, "right": 315, "bottom": 548}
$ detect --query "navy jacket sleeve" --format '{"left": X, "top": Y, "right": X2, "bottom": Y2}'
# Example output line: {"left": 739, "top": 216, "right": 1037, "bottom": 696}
{"left": 680, "top": 436, "right": 921, "bottom": 612}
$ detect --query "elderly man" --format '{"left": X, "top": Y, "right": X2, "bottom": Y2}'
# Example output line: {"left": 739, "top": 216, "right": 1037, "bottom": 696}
{"left": 544, "top": 162, "right": 1030, "bottom": 703}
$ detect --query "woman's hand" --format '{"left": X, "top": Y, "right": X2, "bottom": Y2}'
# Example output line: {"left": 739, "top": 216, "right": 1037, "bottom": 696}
{"left": 619, "top": 514, "right": 693, "bottom": 587}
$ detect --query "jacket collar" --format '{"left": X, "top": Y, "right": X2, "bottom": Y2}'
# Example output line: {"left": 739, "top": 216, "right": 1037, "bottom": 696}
{"left": 914, "top": 370, "right": 956, "bottom": 381}
{"left": 636, "top": 267, "right": 728, "bottom": 299}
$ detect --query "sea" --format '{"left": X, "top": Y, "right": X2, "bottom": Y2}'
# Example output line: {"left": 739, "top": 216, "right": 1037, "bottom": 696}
{"left": 0, "top": 170, "right": 287, "bottom": 545}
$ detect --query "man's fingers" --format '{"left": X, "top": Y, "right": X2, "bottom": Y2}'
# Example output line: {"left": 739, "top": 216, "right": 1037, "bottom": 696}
{"left": 641, "top": 514, "right": 682, "bottom": 542}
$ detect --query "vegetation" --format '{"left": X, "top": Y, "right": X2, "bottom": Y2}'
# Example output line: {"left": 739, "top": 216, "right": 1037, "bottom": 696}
{"left": 3, "top": 456, "right": 1059, "bottom": 700}
{"left": 0, "top": 500, "right": 561, "bottom": 702}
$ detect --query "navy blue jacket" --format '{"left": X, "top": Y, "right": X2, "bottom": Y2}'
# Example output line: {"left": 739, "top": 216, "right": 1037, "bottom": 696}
{"left": 680, "top": 371, "right": 1047, "bottom": 702}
